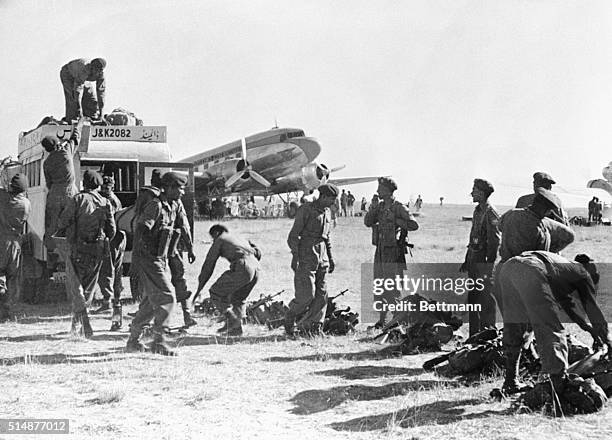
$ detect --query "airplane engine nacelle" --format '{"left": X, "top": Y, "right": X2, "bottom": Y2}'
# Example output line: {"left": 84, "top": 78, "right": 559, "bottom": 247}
{"left": 282, "top": 162, "right": 329, "bottom": 191}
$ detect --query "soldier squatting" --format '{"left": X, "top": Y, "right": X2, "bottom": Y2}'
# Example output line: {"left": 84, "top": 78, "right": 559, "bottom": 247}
{"left": 0, "top": 58, "right": 611, "bottom": 414}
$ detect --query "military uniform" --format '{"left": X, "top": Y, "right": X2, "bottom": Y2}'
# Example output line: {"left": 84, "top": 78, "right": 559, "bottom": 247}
{"left": 43, "top": 134, "right": 78, "bottom": 252}
{"left": 498, "top": 209, "right": 574, "bottom": 263}
{"left": 0, "top": 179, "right": 31, "bottom": 320}
{"left": 285, "top": 201, "right": 333, "bottom": 333}
{"left": 129, "top": 184, "right": 161, "bottom": 301}
{"left": 364, "top": 197, "right": 418, "bottom": 323}
{"left": 500, "top": 251, "right": 610, "bottom": 390}
{"left": 516, "top": 193, "right": 569, "bottom": 225}
{"left": 56, "top": 176, "right": 116, "bottom": 336}
{"left": 198, "top": 232, "right": 260, "bottom": 330}
{"left": 60, "top": 58, "right": 106, "bottom": 121}
{"left": 463, "top": 201, "right": 500, "bottom": 335}
{"left": 127, "top": 193, "right": 179, "bottom": 349}
{"left": 169, "top": 200, "right": 196, "bottom": 326}
{"left": 98, "top": 188, "right": 125, "bottom": 308}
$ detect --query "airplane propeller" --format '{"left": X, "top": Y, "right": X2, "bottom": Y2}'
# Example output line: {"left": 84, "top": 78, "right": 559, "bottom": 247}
{"left": 225, "top": 138, "right": 271, "bottom": 188}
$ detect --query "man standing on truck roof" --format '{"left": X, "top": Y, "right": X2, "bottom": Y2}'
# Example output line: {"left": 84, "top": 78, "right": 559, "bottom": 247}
{"left": 42, "top": 126, "right": 80, "bottom": 259}
{"left": 56, "top": 170, "right": 116, "bottom": 338}
{"left": 0, "top": 175, "right": 31, "bottom": 321}
{"left": 60, "top": 58, "right": 106, "bottom": 122}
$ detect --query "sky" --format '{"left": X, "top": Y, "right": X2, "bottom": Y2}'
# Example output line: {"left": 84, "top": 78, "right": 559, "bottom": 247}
{"left": 1, "top": 0, "right": 612, "bottom": 207}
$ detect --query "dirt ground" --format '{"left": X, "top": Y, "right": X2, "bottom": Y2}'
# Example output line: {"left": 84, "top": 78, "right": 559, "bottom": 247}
{"left": 1, "top": 203, "right": 611, "bottom": 440}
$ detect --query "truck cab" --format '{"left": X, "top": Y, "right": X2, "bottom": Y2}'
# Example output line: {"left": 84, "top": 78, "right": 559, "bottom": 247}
{"left": 16, "top": 122, "right": 194, "bottom": 302}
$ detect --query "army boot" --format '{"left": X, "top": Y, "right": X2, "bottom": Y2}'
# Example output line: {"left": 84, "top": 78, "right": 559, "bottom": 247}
{"left": 125, "top": 336, "right": 147, "bottom": 353}
{"left": 150, "top": 331, "right": 177, "bottom": 356}
{"left": 226, "top": 305, "right": 243, "bottom": 336}
{"left": 501, "top": 350, "right": 529, "bottom": 395}
{"left": 110, "top": 304, "right": 122, "bottom": 331}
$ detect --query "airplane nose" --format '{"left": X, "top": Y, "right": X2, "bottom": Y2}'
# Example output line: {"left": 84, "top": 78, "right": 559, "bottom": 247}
{"left": 291, "top": 137, "right": 321, "bottom": 162}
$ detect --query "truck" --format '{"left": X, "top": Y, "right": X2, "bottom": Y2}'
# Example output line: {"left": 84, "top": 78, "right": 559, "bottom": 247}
{"left": 12, "top": 121, "right": 195, "bottom": 303}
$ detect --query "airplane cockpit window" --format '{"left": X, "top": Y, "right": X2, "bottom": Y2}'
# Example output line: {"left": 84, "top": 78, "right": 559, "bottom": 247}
{"left": 288, "top": 131, "right": 305, "bottom": 138}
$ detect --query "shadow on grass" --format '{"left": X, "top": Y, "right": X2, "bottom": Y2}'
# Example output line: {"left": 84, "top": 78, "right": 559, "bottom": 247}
{"left": 0, "top": 348, "right": 141, "bottom": 366}
{"left": 266, "top": 349, "right": 397, "bottom": 363}
{"left": 290, "top": 379, "right": 461, "bottom": 415}
{"left": 176, "top": 334, "right": 292, "bottom": 346}
{"left": 315, "top": 365, "right": 423, "bottom": 380}
{"left": 329, "top": 398, "right": 512, "bottom": 431}
{"left": 0, "top": 331, "right": 129, "bottom": 343}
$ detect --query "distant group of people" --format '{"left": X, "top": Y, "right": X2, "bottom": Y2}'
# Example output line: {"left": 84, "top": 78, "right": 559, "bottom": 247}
{"left": 588, "top": 196, "right": 604, "bottom": 224}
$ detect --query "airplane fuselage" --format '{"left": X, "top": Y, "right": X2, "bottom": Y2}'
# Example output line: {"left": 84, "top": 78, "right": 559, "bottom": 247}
{"left": 181, "top": 127, "right": 327, "bottom": 197}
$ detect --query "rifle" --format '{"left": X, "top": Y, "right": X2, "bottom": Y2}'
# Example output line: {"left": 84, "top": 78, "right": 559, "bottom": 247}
{"left": 329, "top": 289, "right": 349, "bottom": 301}
{"left": 246, "top": 290, "right": 285, "bottom": 312}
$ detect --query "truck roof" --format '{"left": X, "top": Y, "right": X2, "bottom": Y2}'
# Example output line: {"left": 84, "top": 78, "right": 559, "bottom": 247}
{"left": 18, "top": 124, "right": 171, "bottom": 162}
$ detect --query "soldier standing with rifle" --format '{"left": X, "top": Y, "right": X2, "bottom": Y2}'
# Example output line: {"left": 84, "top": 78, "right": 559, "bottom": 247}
{"left": 364, "top": 177, "right": 418, "bottom": 328}
{"left": 195, "top": 224, "right": 261, "bottom": 336}
{"left": 460, "top": 179, "right": 500, "bottom": 337}
{"left": 284, "top": 184, "right": 338, "bottom": 337}
{"left": 125, "top": 172, "right": 185, "bottom": 355}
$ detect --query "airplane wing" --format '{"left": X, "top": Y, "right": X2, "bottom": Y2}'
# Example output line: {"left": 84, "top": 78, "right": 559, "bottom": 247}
{"left": 327, "top": 176, "right": 382, "bottom": 187}
{"left": 587, "top": 179, "right": 612, "bottom": 196}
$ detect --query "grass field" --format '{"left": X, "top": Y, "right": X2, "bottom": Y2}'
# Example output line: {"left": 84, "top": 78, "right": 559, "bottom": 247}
{"left": 1, "top": 203, "right": 611, "bottom": 440}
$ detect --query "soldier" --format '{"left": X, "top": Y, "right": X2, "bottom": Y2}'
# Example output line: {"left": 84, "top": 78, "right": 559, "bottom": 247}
{"left": 56, "top": 170, "right": 116, "bottom": 337}
{"left": 516, "top": 172, "right": 569, "bottom": 225}
{"left": 460, "top": 179, "right": 500, "bottom": 337}
{"left": 169, "top": 198, "right": 197, "bottom": 328}
{"left": 42, "top": 128, "right": 79, "bottom": 257}
{"left": 0, "top": 175, "right": 31, "bottom": 321}
{"left": 195, "top": 224, "right": 260, "bottom": 336}
{"left": 284, "top": 184, "right": 338, "bottom": 336}
{"left": 60, "top": 58, "right": 106, "bottom": 122}
{"left": 129, "top": 169, "right": 162, "bottom": 304}
{"left": 364, "top": 177, "right": 418, "bottom": 328}
{"left": 93, "top": 176, "right": 127, "bottom": 331}
{"left": 499, "top": 251, "right": 612, "bottom": 395}
{"left": 496, "top": 188, "right": 575, "bottom": 312}
{"left": 125, "top": 172, "right": 185, "bottom": 355}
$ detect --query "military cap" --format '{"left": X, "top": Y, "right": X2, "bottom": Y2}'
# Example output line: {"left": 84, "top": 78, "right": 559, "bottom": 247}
{"left": 151, "top": 169, "right": 162, "bottom": 187}
{"left": 473, "top": 178, "right": 494, "bottom": 196}
{"left": 41, "top": 135, "right": 58, "bottom": 152}
{"left": 9, "top": 173, "right": 28, "bottom": 193}
{"left": 533, "top": 188, "right": 561, "bottom": 210}
{"left": 378, "top": 177, "right": 397, "bottom": 192}
{"left": 91, "top": 58, "right": 107, "bottom": 69}
{"left": 160, "top": 171, "right": 187, "bottom": 188}
{"left": 318, "top": 183, "right": 339, "bottom": 198}
{"left": 102, "top": 175, "right": 115, "bottom": 185}
{"left": 83, "top": 170, "right": 102, "bottom": 189}
{"left": 533, "top": 172, "right": 556, "bottom": 185}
